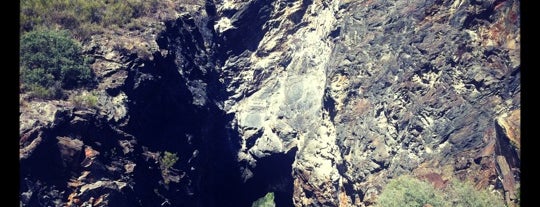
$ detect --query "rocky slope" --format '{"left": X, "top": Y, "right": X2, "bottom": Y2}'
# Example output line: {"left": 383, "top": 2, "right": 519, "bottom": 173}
{"left": 20, "top": 0, "right": 520, "bottom": 206}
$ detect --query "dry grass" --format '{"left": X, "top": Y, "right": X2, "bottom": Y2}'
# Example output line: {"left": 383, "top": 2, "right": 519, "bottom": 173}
{"left": 20, "top": 0, "right": 193, "bottom": 40}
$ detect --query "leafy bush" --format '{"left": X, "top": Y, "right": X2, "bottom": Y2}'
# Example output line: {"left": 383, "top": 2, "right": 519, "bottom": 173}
{"left": 160, "top": 151, "right": 179, "bottom": 170}
{"left": 252, "top": 192, "right": 275, "bottom": 207}
{"left": 377, "top": 175, "right": 448, "bottom": 207}
{"left": 159, "top": 151, "right": 180, "bottom": 185}
{"left": 377, "top": 175, "right": 506, "bottom": 207}
{"left": 447, "top": 179, "right": 505, "bottom": 207}
{"left": 26, "top": 83, "right": 65, "bottom": 100}
{"left": 20, "top": 29, "right": 93, "bottom": 99}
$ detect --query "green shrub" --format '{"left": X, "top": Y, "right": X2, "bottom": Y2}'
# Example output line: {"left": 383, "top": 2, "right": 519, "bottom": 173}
{"left": 26, "top": 83, "right": 65, "bottom": 100}
{"left": 159, "top": 151, "right": 180, "bottom": 185}
{"left": 377, "top": 175, "right": 506, "bottom": 207}
{"left": 377, "top": 175, "right": 448, "bottom": 207}
{"left": 252, "top": 192, "right": 275, "bottom": 207}
{"left": 447, "top": 179, "right": 505, "bottom": 207}
{"left": 20, "top": 29, "right": 93, "bottom": 99}
{"left": 160, "top": 151, "right": 179, "bottom": 170}
{"left": 71, "top": 92, "right": 99, "bottom": 108}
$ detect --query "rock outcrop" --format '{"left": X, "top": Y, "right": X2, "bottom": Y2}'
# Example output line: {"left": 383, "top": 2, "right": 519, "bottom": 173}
{"left": 215, "top": 0, "right": 519, "bottom": 206}
{"left": 20, "top": 0, "right": 520, "bottom": 206}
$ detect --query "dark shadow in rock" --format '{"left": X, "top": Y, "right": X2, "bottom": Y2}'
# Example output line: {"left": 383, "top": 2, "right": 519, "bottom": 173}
{"left": 242, "top": 147, "right": 297, "bottom": 206}
{"left": 217, "top": 0, "right": 275, "bottom": 58}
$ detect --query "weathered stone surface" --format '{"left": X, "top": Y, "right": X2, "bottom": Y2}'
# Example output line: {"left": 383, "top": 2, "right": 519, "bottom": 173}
{"left": 20, "top": 0, "right": 519, "bottom": 206}
{"left": 57, "top": 137, "right": 84, "bottom": 169}
{"left": 496, "top": 155, "right": 516, "bottom": 201}
{"left": 217, "top": 0, "right": 519, "bottom": 205}
{"left": 218, "top": 0, "right": 519, "bottom": 206}
{"left": 19, "top": 100, "right": 64, "bottom": 135}
{"left": 67, "top": 180, "right": 135, "bottom": 207}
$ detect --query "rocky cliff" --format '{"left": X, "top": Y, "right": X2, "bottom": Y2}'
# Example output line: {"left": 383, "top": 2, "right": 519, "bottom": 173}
{"left": 20, "top": 0, "right": 520, "bottom": 206}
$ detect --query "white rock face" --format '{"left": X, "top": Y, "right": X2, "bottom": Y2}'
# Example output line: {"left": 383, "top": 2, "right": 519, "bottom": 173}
{"left": 220, "top": 0, "right": 346, "bottom": 204}
{"left": 214, "top": 17, "right": 236, "bottom": 34}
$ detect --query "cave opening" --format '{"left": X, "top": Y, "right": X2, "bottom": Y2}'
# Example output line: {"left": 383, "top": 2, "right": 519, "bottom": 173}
{"left": 126, "top": 72, "right": 298, "bottom": 206}
{"left": 242, "top": 148, "right": 298, "bottom": 206}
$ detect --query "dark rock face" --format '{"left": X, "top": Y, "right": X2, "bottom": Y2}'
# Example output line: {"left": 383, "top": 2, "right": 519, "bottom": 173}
{"left": 20, "top": 107, "right": 140, "bottom": 206}
{"left": 326, "top": 0, "right": 520, "bottom": 204}
{"left": 20, "top": 0, "right": 519, "bottom": 206}
{"left": 125, "top": 14, "right": 248, "bottom": 207}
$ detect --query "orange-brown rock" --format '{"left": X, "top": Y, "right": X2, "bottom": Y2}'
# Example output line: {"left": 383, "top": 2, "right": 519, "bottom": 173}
{"left": 496, "top": 155, "right": 517, "bottom": 202}
{"left": 496, "top": 109, "right": 520, "bottom": 155}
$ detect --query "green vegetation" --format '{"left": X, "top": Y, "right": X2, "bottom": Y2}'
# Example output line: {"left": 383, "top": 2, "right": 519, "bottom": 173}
{"left": 377, "top": 175, "right": 505, "bottom": 207}
{"left": 252, "top": 192, "right": 275, "bottom": 207}
{"left": 20, "top": 29, "right": 93, "bottom": 99}
{"left": 160, "top": 151, "right": 179, "bottom": 185}
{"left": 515, "top": 186, "right": 520, "bottom": 205}
{"left": 20, "top": 0, "right": 160, "bottom": 40}
{"left": 160, "top": 151, "right": 179, "bottom": 170}
{"left": 377, "top": 175, "right": 447, "bottom": 207}
{"left": 446, "top": 179, "right": 506, "bottom": 207}
{"left": 25, "top": 83, "right": 65, "bottom": 100}
{"left": 71, "top": 92, "right": 99, "bottom": 108}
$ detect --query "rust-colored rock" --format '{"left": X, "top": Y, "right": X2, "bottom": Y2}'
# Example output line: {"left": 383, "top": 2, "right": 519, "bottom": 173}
{"left": 496, "top": 155, "right": 517, "bottom": 202}
{"left": 496, "top": 110, "right": 520, "bottom": 155}
{"left": 81, "top": 146, "right": 100, "bottom": 168}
